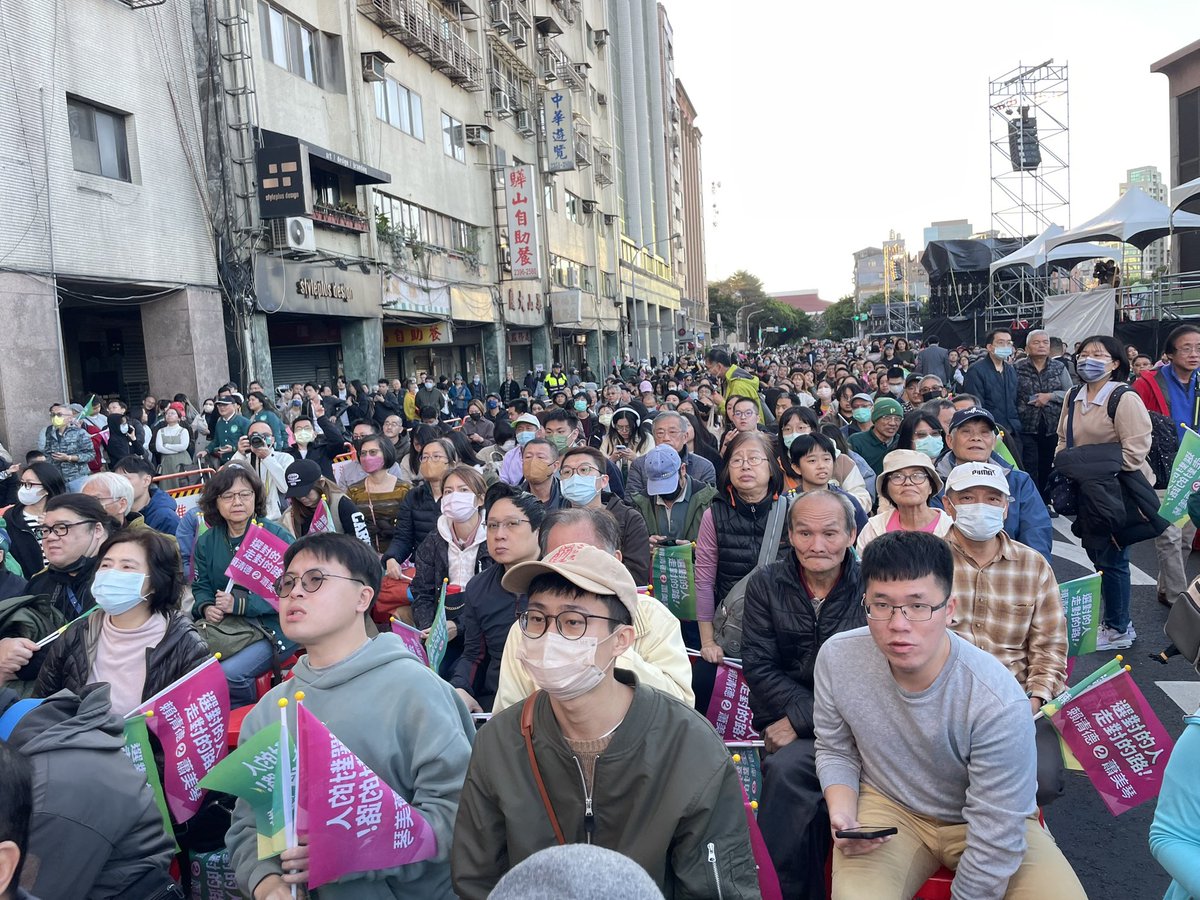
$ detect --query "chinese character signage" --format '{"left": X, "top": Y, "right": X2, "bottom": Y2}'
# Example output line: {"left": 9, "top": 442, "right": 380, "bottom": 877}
{"left": 705, "top": 663, "right": 760, "bottom": 743}
{"left": 382, "top": 323, "right": 453, "bottom": 348}
{"left": 1059, "top": 573, "right": 1102, "bottom": 657}
{"left": 1050, "top": 671, "right": 1175, "bottom": 816}
{"left": 503, "top": 282, "right": 547, "bottom": 327}
{"left": 225, "top": 522, "right": 290, "bottom": 610}
{"left": 651, "top": 543, "right": 696, "bottom": 620}
{"left": 504, "top": 165, "right": 542, "bottom": 280}
{"left": 544, "top": 89, "right": 575, "bottom": 173}
{"left": 1158, "top": 426, "right": 1200, "bottom": 525}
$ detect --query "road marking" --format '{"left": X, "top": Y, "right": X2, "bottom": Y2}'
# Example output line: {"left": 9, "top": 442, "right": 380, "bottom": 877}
{"left": 1156, "top": 680, "right": 1200, "bottom": 714}
{"left": 1049, "top": 517, "right": 1156, "bottom": 586}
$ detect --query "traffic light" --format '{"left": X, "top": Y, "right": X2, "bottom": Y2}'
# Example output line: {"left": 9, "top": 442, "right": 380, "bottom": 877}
{"left": 780, "top": 326, "right": 788, "bottom": 333}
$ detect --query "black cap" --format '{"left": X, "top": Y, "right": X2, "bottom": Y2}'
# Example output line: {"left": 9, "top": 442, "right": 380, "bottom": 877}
{"left": 949, "top": 406, "right": 998, "bottom": 433}
{"left": 284, "top": 458, "right": 323, "bottom": 497}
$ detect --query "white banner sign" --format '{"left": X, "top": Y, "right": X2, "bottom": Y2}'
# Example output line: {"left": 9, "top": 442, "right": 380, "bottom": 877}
{"left": 545, "top": 89, "right": 575, "bottom": 173}
{"left": 504, "top": 165, "right": 542, "bottom": 280}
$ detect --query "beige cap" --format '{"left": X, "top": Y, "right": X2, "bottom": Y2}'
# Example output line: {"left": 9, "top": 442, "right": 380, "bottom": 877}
{"left": 502, "top": 542, "right": 639, "bottom": 622}
{"left": 880, "top": 449, "right": 943, "bottom": 494}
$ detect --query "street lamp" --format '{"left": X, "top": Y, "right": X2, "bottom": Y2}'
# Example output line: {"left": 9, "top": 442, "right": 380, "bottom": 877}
{"left": 735, "top": 300, "right": 768, "bottom": 348}
{"left": 747, "top": 308, "right": 772, "bottom": 349}
{"left": 623, "top": 232, "right": 681, "bottom": 363}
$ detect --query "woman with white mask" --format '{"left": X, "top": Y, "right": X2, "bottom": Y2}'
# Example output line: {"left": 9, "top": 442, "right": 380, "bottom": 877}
{"left": 3, "top": 461, "right": 67, "bottom": 578}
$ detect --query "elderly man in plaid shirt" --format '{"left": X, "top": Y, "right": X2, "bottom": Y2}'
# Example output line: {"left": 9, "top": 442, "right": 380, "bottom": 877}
{"left": 940, "top": 462, "right": 1068, "bottom": 714}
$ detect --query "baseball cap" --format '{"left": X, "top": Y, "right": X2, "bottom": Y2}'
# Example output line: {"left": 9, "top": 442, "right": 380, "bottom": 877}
{"left": 214, "top": 396, "right": 236, "bottom": 406}
{"left": 644, "top": 445, "right": 682, "bottom": 496}
{"left": 284, "top": 458, "right": 324, "bottom": 498}
{"left": 638, "top": 380, "right": 653, "bottom": 394}
{"left": 871, "top": 398, "right": 904, "bottom": 422}
{"left": 502, "top": 542, "right": 638, "bottom": 622}
{"left": 851, "top": 392, "right": 874, "bottom": 405}
{"left": 514, "top": 413, "right": 541, "bottom": 429}
{"left": 944, "top": 461, "right": 1011, "bottom": 497}
{"left": 949, "top": 406, "right": 998, "bottom": 433}
{"left": 905, "top": 373, "right": 922, "bottom": 386}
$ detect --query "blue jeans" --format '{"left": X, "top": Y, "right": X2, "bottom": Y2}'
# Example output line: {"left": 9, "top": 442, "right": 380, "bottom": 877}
{"left": 219, "top": 638, "right": 274, "bottom": 708}
{"left": 67, "top": 475, "right": 89, "bottom": 492}
{"left": 1085, "top": 542, "right": 1132, "bottom": 632}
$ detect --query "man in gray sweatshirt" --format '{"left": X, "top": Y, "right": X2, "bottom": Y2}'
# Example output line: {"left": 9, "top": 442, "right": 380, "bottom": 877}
{"left": 814, "top": 531, "right": 1086, "bottom": 900}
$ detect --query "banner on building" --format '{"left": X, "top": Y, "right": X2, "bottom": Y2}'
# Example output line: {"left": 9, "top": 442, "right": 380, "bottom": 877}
{"left": 383, "top": 323, "right": 453, "bottom": 348}
{"left": 504, "top": 165, "right": 542, "bottom": 280}
{"left": 545, "top": 89, "right": 576, "bottom": 173}
{"left": 1059, "top": 573, "right": 1102, "bottom": 657}
{"left": 651, "top": 542, "right": 696, "bottom": 620}
{"left": 1158, "top": 426, "right": 1200, "bottom": 525}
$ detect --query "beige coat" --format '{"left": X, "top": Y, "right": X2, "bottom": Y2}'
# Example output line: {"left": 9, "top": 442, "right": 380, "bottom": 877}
{"left": 1054, "top": 381, "right": 1153, "bottom": 481}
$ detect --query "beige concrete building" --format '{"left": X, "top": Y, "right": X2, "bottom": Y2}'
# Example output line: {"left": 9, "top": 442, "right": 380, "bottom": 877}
{"left": 676, "top": 79, "right": 707, "bottom": 347}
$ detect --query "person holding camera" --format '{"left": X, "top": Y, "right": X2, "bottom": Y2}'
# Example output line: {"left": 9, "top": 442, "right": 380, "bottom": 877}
{"left": 230, "top": 420, "right": 292, "bottom": 519}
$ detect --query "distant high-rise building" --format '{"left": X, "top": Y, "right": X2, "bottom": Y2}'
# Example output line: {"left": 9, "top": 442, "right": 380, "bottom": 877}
{"left": 923, "top": 219, "right": 973, "bottom": 247}
{"left": 853, "top": 247, "right": 886, "bottom": 303}
{"left": 1120, "top": 166, "right": 1168, "bottom": 281}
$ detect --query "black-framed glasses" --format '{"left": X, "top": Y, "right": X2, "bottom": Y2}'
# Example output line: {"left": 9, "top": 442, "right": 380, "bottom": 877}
{"left": 32, "top": 520, "right": 97, "bottom": 541}
{"left": 864, "top": 599, "right": 949, "bottom": 622}
{"left": 887, "top": 471, "right": 929, "bottom": 485}
{"left": 274, "top": 568, "right": 367, "bottom": 598}
{"left": 519, "top": 610, "right": 623, "bottom": 640}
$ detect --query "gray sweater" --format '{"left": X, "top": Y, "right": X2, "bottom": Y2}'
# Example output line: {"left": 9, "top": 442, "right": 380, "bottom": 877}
{"left": 814, "top": 627, "right": 1035, "bottom": 900}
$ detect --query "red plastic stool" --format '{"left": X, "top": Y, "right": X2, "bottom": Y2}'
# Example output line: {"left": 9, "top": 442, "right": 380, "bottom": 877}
{"left": 226, "top": 705, "right": 253, "bottom": 751}
{"left": 912, "top": 868, "right": 954, "bottom": 900}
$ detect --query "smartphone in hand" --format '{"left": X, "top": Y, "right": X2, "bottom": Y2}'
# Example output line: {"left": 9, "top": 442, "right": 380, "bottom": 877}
{"left": 835, "top": 826, "right": 897, "bottom": 840}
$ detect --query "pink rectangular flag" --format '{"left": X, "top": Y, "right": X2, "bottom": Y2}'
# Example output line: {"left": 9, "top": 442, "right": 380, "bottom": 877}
{"left": 309, "top": 497, "right": 334, "bottom": 534}
{"left": 131, "top": 656, "right": 230, "bottom": 822}
{"left": 706, "top": 664, "right": 760, "bottom": 743}
{"left": 296, "top": 705, "right": 437, "bottom": 888}
{"left": 1050, "top": 670, "right": 1175, "bottom": 816}
{"left": 391, "top": 619, "right": 430, "bottom": 666}
{"left": 225, "top": 521, "right": 289, "bottom": 610}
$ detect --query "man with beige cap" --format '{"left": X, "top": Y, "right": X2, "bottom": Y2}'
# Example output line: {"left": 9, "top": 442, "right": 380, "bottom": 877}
{"left": 451, "top": 542, "right": 758, "bottom": 899}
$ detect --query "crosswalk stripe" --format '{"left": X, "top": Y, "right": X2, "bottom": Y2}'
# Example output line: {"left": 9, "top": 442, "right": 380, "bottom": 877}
{"left": 1049, "top": 516, "right": 1156, "bottom": 586}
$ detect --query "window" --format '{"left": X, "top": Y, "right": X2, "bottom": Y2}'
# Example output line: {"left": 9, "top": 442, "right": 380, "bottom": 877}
{"left": 258, "top": 1, "right": 320, "bottom": 85}
{"left": 67, "top": 97, "right": 130, "bottom": 181}
{"left": 374, "top": 76, "right": 423, "bottom": 139}
{"left": 441, "top": 112, "right": 465, "bottom": 163}
{"left": 544, "top": 180, "right": 556, "bottom": 211}
{"left": 564, "top": 191, "right": 580, "bottom": 223}
{"left": 1179, "top": 89, "right": 1200, "bottom": 184}
{"left": 311, "top": 169, "right": 341, "bottom": 207}
{"left": 375, "top": 191, "right": 476, "bottom": 253}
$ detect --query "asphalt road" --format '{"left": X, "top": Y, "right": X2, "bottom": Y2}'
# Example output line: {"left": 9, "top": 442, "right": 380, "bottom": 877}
{"left": 1041, "top": 515, "right": 1198, "bottom": 899}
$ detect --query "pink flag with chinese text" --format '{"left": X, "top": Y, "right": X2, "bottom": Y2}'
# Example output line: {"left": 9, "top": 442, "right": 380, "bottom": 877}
{"left": 131, "top": 656, "right": 230, "bottom": 822}
{"left": 1050, "top": 670, "right": 1175, "bottom": 816}
{"left": 309, "top": 498, "right": 334, "bottom": 534}
{"left": 391, "top": 619, "right": 430, "bottom": 666}
{"left": 224, "top": 522, "right": 289, "bottom": 610}
{"left": 705, "top": 663, "right": 760, "bottom": 743}
{"left": 296, "top": 705, "right": 437, "bottom": 888}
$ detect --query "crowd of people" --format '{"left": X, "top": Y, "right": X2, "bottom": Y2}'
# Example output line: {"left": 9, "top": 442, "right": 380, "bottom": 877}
{"left": 0, "top": 330, "right": 1198, "bottom": 900}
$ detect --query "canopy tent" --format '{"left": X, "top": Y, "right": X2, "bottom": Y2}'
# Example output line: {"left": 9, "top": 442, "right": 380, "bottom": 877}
{"left": 1171, "top": 176, "right": 1200, "bottom": 214}
{"left": 1044, "top": 186, "right": 1200, "bottom": 253}
{"left": 989, "top": 224, "right": 1123, "bottom": 274}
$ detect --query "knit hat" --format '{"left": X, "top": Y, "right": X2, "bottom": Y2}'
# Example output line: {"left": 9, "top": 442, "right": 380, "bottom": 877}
{"left": 168, "top": 402, "right": 186, "bottom": 417}
{"left": 490, "top": 844, "right": 665, "bottom": 900}
{"left": 871, "top": 398, "right": 904, "bottom": 422}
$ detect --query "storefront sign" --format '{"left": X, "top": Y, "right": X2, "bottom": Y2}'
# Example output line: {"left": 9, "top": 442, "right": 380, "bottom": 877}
{"left": 504, "top": 166, "right": 542, "bottom": 280}
{"left": 255, "top": 257, "right": 381, "bottom": 318}
{"left": 550, "top": 289, "right": 583, "bottom": 326}
{"left": 450, "top": 285, "right": 495, "bottom": 323}
{"left": 256, "top": 145, "right": 312, "bottom": 219}
{"left": 295, "top": 277, "right": 354, "bottom": 302}
{"left": 545, "top": 89, "right": 576, "bottom": 173}
{"left": 508, "top": 329, "right": 532, "bottom": 345}
{"left": 383, "top": 323, "right": 453, "bottom": 348}
{"left": 383, "top": 272, "right": 452, "bottom": 318}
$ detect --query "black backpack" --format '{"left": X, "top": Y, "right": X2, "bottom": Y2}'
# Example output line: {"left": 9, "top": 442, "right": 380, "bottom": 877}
{"left": 1147, "top": 411, "right": 1181, "bottom": 489}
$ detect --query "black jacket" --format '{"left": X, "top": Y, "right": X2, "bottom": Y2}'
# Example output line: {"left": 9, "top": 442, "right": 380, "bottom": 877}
{"left": 4, "top": 504, "right": 45, "bottom": 580}
{"left": 385, "top": 480, "right": 440, "bottom": 565}
{"left": 709, "top": 490, "right": 789, "bottom": 605}
{"left": 25, "top": 556, "right": 99, "bottom": 620}
{"left": 35, "top": 610, "right": 210, "bottom": 703}
{"left": 282, "top": 415, "right": 351, "bottom": 479}
{"left": 602, "top": 493, "right": 650, "bottom": 584}
{"left": 410, "top": 529, "right": 493, "bottom": 630}
{"left": 1, "top": 684, "right": 177, "bottom": 899}
{"left": 450, "top": 564, "right": 518, "bottom": 710}
{"left": 0, "top": 569, "right": 28, "bottom": 603}
{"left": 741, "top": 553, "right": 866, "bottom": 735}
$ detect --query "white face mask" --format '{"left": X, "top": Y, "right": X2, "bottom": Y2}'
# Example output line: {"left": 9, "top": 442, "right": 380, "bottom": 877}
{"left": 952, "top": 502, "right": 1006, "bottom": 541}
{"left": 441, "top": 491, "right": 479, "bottom": 524}
{"left": 518, "top": 630, "right": 617, "bottom": 701}
{"left": 17, "top": 485, "right": 44, "bottom": 506}
{"left": 91, "top": 569, "right": 149, "bottom": 616}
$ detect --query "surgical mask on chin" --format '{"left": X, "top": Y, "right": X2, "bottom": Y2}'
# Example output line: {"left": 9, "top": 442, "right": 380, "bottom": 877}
{"left": 519, "top": 630, "right": 617, "bottom": 701}
{"left": 441, "top": 491, "right": 479, "bottom": 523}
{"left": 91, "top": 569, "right": 149, "bottom": 616}
{"left": 953, "top": 502, "right": 1005, "bottom": 541}
{"left": 560, "top": 474, "right": 600, "bottom": 505}
{"left": 915, "top": 435, "right": 944, "bottom": 459}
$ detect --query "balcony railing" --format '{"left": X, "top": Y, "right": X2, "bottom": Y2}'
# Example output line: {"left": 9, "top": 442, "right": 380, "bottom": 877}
{"left": 312, "top": 203, "right": 370, "bottom": 234}
{"left": 358, "top": 0, "right": 485, "bottom": 91}
{"left": 594, "top": 150, "right": 614, "bottom": 186}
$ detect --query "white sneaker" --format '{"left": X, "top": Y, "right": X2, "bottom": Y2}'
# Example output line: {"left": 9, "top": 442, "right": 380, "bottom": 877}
{"left": 1095, "top": 625, "right": 1135, "bottom": 651}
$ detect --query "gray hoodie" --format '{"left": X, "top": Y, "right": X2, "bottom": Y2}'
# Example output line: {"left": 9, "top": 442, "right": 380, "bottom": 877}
{"left": 226, "top": 633, "right": 475, "bottom": 899}
{"left": 4, "top": 684, "right": 176, "bottom": 899}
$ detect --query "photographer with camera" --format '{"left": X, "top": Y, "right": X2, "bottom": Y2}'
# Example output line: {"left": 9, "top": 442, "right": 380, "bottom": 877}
{"left": 230, "top": 420, "right": 292, "bottom": 519}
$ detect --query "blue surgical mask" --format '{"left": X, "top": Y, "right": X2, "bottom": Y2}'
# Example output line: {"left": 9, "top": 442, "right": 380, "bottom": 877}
{"left": 91, "top": 569, "right": 148, "bottom": 616}
{"left": 1077, "top": 357, "right": 1111, "bottom": 383}
{"left": 561, "top": 474, "right": 601, "bottom": 506}
{"left": 782, "top": 433, "right": 799, "bottom": 449}
{"left": 516, "top": 430, "right": 536, "bottom": 446}
{"left": 574, "top": 399, "right": 587, "bottom": 412}
{"left": 994, "top": 345, "right": 1014, "bottom": 360}
{"left": 852, "top": 407, "right": 872, "bottom": 423}
{"left": 915, "top": 435, "right": 944, "bottom": 459}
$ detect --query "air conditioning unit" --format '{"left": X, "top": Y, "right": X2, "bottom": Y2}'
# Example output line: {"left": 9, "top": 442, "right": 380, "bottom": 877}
{"left": 540, "top": 59, "right": 557, "bottom": 82}
{"left": 566, "top": 268, "right": 580, "bottom": 288}
{"left": 492, "top": 89, "right": 513, "bottom": 118}
{"left": 592, "top": 28, "right": 609, "bottom": 49}
{"left": 510, "top": 19, "right": 528, "bottom": 48}
{"left": 602, "top": 213, "right": 617, "bottom": 226}
{"left": 580, "top": 199, "right": 599, "bottom": 214}
{"left": 596, "top": 91, "right": 607, "bottom": 106}
{"left": 515, "top": 109, "right": 535, "bottom": 136}
{"left": 490, "top": 0, "right": 511, "bottom": 33}
{"left": 361, "top": 51, "right": 391, "bottom": 83}
{"left": 465, "top": 124, "right": 493, "bottom": 146}
{"left": 271, "top": 217, "right": 316, "bottom": 254}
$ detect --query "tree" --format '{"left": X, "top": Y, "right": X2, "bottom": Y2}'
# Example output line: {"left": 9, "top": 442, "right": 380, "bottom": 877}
{"left": 709, "top": 270, "right": 769, "bottom": 340}
{"left": 821, "top": 295, "right": 858, "bottom": 340}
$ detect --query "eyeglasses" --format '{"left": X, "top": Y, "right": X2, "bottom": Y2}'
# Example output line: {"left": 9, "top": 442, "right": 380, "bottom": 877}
{"left": 32, "top": 520, "right": 97, "bottom": 540}
{"left": 274, "top": 568, "right": 367, "bottom": 598}
{"left": 419, "top": 454, "right": 448, "bottom": 463}
{"left": 728, "top": 455, "right": 768, "bottom": 468}
{"left": 485, "top": 518, "right": 531, "bottom": 532}
{"left": 218, "top": 490, "right": 255, "bottom": 502}
{"left": 732, "top": 409, "right": 758, "bottom": 419}
{"left": 519, "top": 610, "right": 624, "bottom": 640}
{"left": 559, "top": 465, "right": 601, "bottom": 478}
{"left": 18, "top": 482, "right": 42, "bottom": 490}
{"left": 864, "top": 599, "right": 949, "bottom": 622}
{"left": 887, "top": 471, "right": 929, "bottom": 485}
{"left": 1173, "top": 343, "right": 1200, "bottom": 355}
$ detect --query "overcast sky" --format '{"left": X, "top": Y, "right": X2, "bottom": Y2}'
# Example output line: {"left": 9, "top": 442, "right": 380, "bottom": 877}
{"left": 665, "top": 0, "right": 1198, "bottom": 301}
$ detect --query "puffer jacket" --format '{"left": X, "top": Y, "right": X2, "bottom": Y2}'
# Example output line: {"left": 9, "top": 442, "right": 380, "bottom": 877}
{"left": 741, "top": 553, "right": 866, "bottom": 735}
{"left": 710, "top": 490, "right": 788, "bottom": 605}
{"left": 384, "top": 480, "right": 440, "bottom": 565}
{"left": 410, "top": 519, "right": 493, "bottom": 630}
{"left": 2, "top": 504, "right": 44, "bottom": 579}
{"left": 452, "top": 671, "right": 760, "bottom": 900}
{"left": 449, "top": 564, "right": 517, "bottom": 710}
{"left": 34, "top": 609, "right": 210, "bottom": 703}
